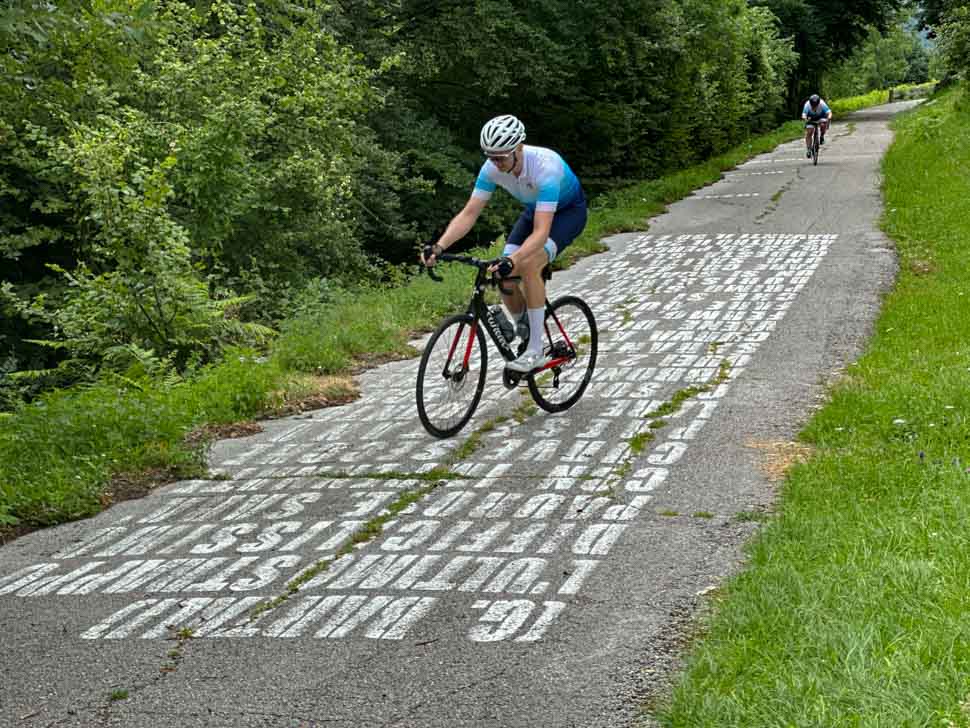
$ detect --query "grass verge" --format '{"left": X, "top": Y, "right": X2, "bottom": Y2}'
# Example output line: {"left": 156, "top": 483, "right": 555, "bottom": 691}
{"left": 0, "top": 87, "right": 908, "bottom": 536}
{"left": 651, "top": 84, "right": 970, "bottom": 727}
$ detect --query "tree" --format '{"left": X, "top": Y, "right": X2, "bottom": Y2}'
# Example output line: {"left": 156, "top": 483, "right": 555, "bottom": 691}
{"left": 824, "top": 18, "right": 932, "bottom": 97}
{"left": 750, "top": 0, "right": 903, "bottom": 108}
{"left": 935, "top": 0, "right": 970, "bottom": 78}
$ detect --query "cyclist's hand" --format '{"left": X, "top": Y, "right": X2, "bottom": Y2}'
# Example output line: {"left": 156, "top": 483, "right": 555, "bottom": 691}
{"left": 421, "top": 244, "right": 441, "bottom": 267}
{"left": 488, "top": 256, "right": 514, "bottom": 278}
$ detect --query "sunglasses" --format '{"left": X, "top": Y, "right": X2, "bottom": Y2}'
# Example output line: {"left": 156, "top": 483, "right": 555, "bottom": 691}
{"left": 485, "top": 151, "right": 515, "bottom": 163}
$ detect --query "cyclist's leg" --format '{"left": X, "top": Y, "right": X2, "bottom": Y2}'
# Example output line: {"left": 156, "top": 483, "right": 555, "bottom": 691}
{"left": 820, "top": 119, "right": 828, "bottom": 143}
{"left": 503, "top": 242, "right": 551, "bottom": 372}
{"left": 805, "top": 123, "right": 814, "bottom": 156}
{"left": 501, "top": 209, "right": 534, "bottom": 318}
{"left": 522, "top": 198, "right": 587, "bottom": 353}
{"left": 521, "top": 194, "right": 588, "bottom": 316}
{"left": 512, "top": 197, "right": 588, "bottom": 365}
{"left": 514, "top": 243, "right": 551, "bottom": 340}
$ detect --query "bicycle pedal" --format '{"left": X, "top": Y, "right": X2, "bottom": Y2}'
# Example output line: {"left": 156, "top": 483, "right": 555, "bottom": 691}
{"left": 502, "top": 369, "right": 522, "bottom": 389}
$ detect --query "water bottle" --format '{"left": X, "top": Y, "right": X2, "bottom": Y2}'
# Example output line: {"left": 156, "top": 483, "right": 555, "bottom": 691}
{"left": 489, "top": 305, "right": 516, "bottom": 342}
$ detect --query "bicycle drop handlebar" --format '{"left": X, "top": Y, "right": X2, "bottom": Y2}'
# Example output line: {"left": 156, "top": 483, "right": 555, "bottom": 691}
{"left": 424, "top": 252, "right": 520, "bottom": 295}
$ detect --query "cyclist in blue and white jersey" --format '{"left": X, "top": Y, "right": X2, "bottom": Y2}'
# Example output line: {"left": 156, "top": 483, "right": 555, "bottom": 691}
{"left": 422, "top": 114, "right": 588, "bottom": 374}
{"left": 802, "top": 94, "right": 832, "bottom": 157}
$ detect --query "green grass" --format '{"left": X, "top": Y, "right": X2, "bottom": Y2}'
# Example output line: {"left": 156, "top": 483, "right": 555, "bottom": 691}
{"left": 629, "top": 430, "right": 657, "bottom": 454}
{"left": 652, "top": 84, "right": 970, "bottom": 727}
{"left": 0, "top": 89, "right": 904, "bottom": 534}
{"left": 0, "top": 351, "right": 279, "bottom": 528}
{"left": 830, "top": 88, "right": 890, "bottom": 115}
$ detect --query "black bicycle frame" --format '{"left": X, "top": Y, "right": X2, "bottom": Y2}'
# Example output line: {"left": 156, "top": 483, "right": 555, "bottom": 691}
{"left": 428, "top": 253, "right": 576, "bottom": 374}
{"left": 466, "top": 264, "right": 519, "bottom": 362}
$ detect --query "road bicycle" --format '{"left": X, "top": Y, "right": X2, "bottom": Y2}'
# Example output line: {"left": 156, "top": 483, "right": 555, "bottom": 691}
{"left": 807, "top": 120, "right": 823, "bottom": 166}
{"left": 416, "top": 253, "right": 597, "bottom": 438}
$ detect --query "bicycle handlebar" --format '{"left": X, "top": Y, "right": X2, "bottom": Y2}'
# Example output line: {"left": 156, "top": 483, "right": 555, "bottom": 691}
{"left": 424, "top": 252, "right": 520, "bottom": 295}
{"left": 437, "top": 253, "right": 499, "bottom": 267}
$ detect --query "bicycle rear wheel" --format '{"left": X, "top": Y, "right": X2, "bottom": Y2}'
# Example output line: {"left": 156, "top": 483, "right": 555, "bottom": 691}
{"left": 416, "top": 314, "right": 488, "bottom": 438}
{"left": 527, "top": 296, "right": 597, "bottom": 413}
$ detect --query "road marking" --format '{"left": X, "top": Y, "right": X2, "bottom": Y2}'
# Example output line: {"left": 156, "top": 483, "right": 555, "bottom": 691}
{"left": 2, "top": 233, "right": 840, "bottom": 643}
{"left": 691, "top": 193, "right": 761, "bottom": 199}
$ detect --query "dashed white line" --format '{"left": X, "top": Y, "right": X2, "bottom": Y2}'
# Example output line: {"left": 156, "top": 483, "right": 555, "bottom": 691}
{"left": 692, "top": 193, "right": 761, "bottom": 200}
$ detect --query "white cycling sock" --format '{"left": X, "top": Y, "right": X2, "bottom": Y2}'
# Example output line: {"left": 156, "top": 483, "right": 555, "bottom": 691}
{"left": 527, "top": 307, "right": 545, "bottom": 355}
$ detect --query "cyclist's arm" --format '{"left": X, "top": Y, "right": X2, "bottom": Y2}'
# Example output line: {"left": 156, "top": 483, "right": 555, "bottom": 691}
{"left": 434, "top": 195, "right": 488, "bottom": 252}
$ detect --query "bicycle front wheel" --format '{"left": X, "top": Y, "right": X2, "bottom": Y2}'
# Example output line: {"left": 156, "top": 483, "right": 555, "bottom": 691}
{"left": 812, "top": 134, "right": 819, "bottom": 165}
{"left": 528, "top": 296, "right": 597, "bottom": 413}
{"left": 416, "top": 314, "right": 488, "bottom": 438}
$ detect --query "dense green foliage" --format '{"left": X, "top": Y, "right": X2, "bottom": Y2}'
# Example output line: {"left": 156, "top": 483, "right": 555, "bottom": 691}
{"left": 1, "top": 1, "right": 397, "bottom": 390}
{"left": 1, "top": 0, "right": 802, "bottom": 398}
{"left": 751, "top": 0, "right": 905, "bottom": 107}
{"left": 825, "top": 20, "right": 933, "bottom": 98}
{"left": 934, "top": 0, "right": 970, "bottom": 79}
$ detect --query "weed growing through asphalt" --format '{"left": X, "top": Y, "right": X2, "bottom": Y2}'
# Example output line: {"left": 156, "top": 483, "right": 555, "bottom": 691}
{"left": 733, "top": 510, "right": 770, "bottom": 523}
{"left": 159, "top": 626, "right": 195, "bottom": 674}
{"left": 609, "top": 360, "right": 732, "bottom": 488}
{"left": 249, "top": 473, "right": 453, "bottom": 618}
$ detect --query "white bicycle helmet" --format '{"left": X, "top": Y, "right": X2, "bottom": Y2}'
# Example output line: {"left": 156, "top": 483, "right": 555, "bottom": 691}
{"left": 480, "top": 114, "right": 526, "bottom": 154}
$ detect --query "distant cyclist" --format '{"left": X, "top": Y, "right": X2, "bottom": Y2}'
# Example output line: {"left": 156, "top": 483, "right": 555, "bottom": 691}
{"left": 421, "top": 114, "right": 588, "bottom": 374}
{"left": 802, "top": 94, "right": 832, "bottom": 157}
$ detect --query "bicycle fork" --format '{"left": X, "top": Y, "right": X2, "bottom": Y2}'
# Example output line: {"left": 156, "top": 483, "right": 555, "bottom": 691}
{"left": 443, "top": 321, "right": 476, "bottom": 381}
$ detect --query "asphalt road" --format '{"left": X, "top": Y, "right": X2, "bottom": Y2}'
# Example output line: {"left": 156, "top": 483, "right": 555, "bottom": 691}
{"left": 0, "top": 101, "right": 920, "bottom": 728}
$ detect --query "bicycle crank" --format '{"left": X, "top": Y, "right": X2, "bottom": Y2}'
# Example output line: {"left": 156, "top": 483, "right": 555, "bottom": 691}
{"left": 502, "top": 368, "right": 523, "bottom": 390}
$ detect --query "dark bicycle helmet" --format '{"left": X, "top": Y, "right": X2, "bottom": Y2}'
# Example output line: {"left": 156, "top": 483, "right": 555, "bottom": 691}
{"left": 809, "top": 94, "right": 821, "bottom": 106}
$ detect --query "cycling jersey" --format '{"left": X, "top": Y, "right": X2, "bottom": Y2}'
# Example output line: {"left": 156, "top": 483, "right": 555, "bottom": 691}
{"left": 472, "top": 145, "right": 583, "bottom": 213}
{"left": 803, "top": 100, "right": 831, "bottom": 121}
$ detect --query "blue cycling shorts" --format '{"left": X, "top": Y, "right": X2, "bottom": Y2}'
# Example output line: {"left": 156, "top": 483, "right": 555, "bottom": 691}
{"left": 503, "top": 192, "right": 588, "bottom": 263}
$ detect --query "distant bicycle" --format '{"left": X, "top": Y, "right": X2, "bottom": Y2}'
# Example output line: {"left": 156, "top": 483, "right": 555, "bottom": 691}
{"left": 416, "top": 253, "right": 597, "bottom": 438}
{"left": 807, "top": 120, "right": 823, "bottom": 166}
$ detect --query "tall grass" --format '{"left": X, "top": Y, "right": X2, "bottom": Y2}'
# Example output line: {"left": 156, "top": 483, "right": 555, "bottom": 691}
{"left": 655, "top": 85, "right": 970, "bottom": 727}
{"left": 0, "top": 351, "right": 279, "bottom": 527}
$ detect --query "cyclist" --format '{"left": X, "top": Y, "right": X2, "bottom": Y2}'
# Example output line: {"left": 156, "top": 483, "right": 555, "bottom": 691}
{"left": 802, "top": 94, "right": 832, "bottom": 157}
{"left": 421, "top": 114, "right": 587, "bottom": 374}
